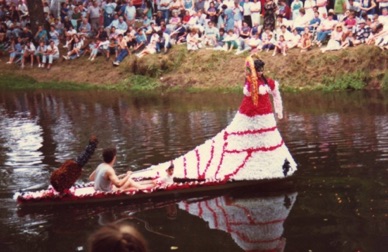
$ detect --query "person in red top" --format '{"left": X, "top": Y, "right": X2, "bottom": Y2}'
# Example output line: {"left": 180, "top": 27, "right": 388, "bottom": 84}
{"left": 240, "top": 55, "right": 283, "bottom": 119}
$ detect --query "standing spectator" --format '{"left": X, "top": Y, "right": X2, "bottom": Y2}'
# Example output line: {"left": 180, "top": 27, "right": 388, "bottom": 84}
{"left": 123, "top": 0, "right": 137, "bottom": 25}
{"left": 103, "top": 0, "right": 117, "bottom": 27}
{"left": 60, "top": 2, "right": 69, "bottom": 22}
{"left": 71, "top": 5, "right": 83, "bottom": 31}
{"left": 88, "top": 1, "right": 102, "bottom": 33}
{"left": 263, "top": 0, "right": 277, "bottom": 31}
{"left": 278, "top": 0, "right": 291, "bottom": 20}
{"left": 42, "top": 40, "right": 60, "bottom": 70}
{"left": 207, "top": 1, "right": 218, "bottom": 24}
{"left": 223, "top": 4, "right": 235, "bottom": 32}
{"left": 250, "top": 0, "right": 261, "bottom": 27}
{"left": 316, "top": 0, "right": 328, "bottom": 18}
{"left": 159, "top": 0, "right": 171, "bottom": 23}
{"left": 184, "top": 0, "right": 194, "bottom": 10}
{"left": 242, "top": 0, "right": 252, "bottom": 27}
{"left": 195, "top": 0, "right": 205, "bottom": 12}
{"left": 360, "top": 0, "right": 376, "bottom": 17}
{"left": 291, "top": 0, "right": 303, "bottom": 20}
{"left": 233, "top": 0, "right": 243, "bottom": 31}
{"left": 304, "top": 0, "right": 316, "bottom": 20}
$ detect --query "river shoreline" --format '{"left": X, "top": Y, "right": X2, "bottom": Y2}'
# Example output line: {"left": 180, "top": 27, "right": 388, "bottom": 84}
{"left": 1, "top": 44, "right": 387, "bottom": 92}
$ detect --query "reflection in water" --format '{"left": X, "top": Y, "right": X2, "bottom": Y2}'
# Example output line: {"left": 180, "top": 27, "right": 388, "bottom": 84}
{"left": 13, "top": 191, "right": 297, "bottom": 252}
{"left": 179, "top": 192, "right": 297, "bottom": 252}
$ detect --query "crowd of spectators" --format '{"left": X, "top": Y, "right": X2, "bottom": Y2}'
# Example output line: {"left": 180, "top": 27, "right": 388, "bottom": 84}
{"left": 0, "top": 0, "right": 387, "bottom": 69}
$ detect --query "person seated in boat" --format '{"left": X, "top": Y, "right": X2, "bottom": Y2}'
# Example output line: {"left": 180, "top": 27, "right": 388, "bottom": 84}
{"left": 89, "top": 147, "right": 150, "bottom": 192}
{"left": 154, "top": 163, "right": 175, "bottom": 186}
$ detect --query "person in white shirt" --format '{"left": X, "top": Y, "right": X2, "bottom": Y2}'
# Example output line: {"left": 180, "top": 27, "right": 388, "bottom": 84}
{"left": 42, "top": 40, "right": 60, "bottom": 70}
{"left": 21, "top": 40, "right": 35, "bottom": 68}
{"left": 293, "top": 8, "right": 310, "bottom": 34}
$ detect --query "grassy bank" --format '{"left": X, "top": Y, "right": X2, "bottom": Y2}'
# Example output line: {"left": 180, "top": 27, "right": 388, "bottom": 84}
{"left": 0, "top": 44, "right": 387, "bottom": 92}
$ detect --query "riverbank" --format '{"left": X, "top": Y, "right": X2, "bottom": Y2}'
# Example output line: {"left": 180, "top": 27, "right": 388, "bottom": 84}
{"left": 0, "top": 45, "right": 387, "bottom": 92}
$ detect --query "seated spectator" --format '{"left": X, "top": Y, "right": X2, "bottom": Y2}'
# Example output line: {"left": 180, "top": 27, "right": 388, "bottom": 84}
{"left": 299, "top": 31, "right": 312, "bottom": 52}
{"left": 239, "top": 21, "right": 251, "bottom": 39}
{"left": 88, "top": 38, "right": 101, "bottom": 61}
{"left": 215, "top": 28, "right": 226, "bottom": 49}
{"left": 261, "top": 32, "right": 276, "bottom": 51}
{"left": 277, "top": 24, "right": 293, "bottom": 44}
{"left": 187, "top": 28, "right": 201, "bottom": 51}
{"left": 182, "top": 10, "right": 192, "bottom": 25}
{"left": 21, "top": 40, "right": 36, "bottom": 68}
{"left": 288, "top": 28, "right": 302, "bottom": 48}
{"left": 344, "top": 11, "right": 357, "bottom": 30}
{"left": 156, "top": 30, "right": 171, "bottom": 53}
{"left": 35, "top": 40, "right": 46, "bottom": 68}
{"left": 113, "top": 33, "right": 130, "bottom": 66}
{"left": 107, "top": 37, "right": 118, "bottom": 60}
{"left": 63, "top": 34, "right": 84, "bottom": 59}
{"left": 34, "top": 25, "right": 48, "bottom": 44}
{"left": 6, "top": 37, "right": 23, "bottom": 64}
{"left": 167, "top": 11, "right": 181, "bottom": 32}
{"left": 98, "top": 37, "right": 111, "bottom": 61}
{"left": 236, "top": 32, "right": 262, "bottom": 54}
{"left": 273, "top": 34, "right": 288, "bottom": 56}
{"left": 293, "top": 8, "right": 310, "bottom": 34}
{"left": 315, "top": 13, "right": 338, "bottom": 46}
{"left": 20, "top": 26, "right": 33, "bottom": 44}
{"left": 136, "top": 32, "right": 159, "bottom": 58}
{"left": 202, "top": 21, "right": 219, "bottom": 47}
{"left": 309, "top": 11, "right": 321, "bottom": 32}
{"left": 321, "top": 23, "right": 346, "bottom": 52}
{"left": 116, "top": 16, "right": 129, "bottom": 35}
{"left": 170, "top": 22, "right": 186, "bottom": 44}
{"left": 42, "top": 40, "right": 60, "bottom": 70}
{"left": 133, "top": 28, "right": 147, "bottom": 53}
{"left": 343, "top": 19, "right": 372, "bottom": 48}
{"left": 78, "top": 18, "right": 92, "bottom": 37}
{"left": 49, "top": 25, "right": 60, "bottom": 46}
{"left": 224, "top": 29, "right": 239, "bottom": 51}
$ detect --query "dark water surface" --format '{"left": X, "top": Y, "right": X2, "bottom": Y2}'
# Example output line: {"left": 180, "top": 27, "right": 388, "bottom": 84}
{"left": 0, "top": 89, "right": 386, "bottom": 252}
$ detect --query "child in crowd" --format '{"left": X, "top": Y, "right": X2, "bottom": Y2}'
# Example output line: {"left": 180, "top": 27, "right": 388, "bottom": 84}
{"left": 88, "top": 38, "right": 100, "bottom": 61}
{"left": 299, "top": 32, "right": 312, "bottom": 52}
{"left": 273, "top": 35, "right": 288, "bottom": 56}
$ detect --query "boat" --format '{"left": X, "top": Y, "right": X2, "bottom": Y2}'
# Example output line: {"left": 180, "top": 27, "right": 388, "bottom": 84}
{"left": 14, "top": 56, "right": 298, "bottom": 207}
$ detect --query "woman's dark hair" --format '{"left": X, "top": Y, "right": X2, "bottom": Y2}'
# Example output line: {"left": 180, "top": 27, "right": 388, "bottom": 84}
{"left": 88, "top": 224, "right": 148, "bottom": 252}
{"left": 102, "top": 147, "right": 117, "bottom": 163}
{"left": 254, "top": 59, "right": 265, "bottom": 72}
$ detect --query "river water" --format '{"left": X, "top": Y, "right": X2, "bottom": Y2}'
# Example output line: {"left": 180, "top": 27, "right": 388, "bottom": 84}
{"left": 0, "top": 89, "right": 386, "bottom": 252}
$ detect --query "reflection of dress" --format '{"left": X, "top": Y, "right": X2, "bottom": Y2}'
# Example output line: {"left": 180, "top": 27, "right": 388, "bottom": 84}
{"left": 263, "top": 1, "right": 277, "bottom": 31}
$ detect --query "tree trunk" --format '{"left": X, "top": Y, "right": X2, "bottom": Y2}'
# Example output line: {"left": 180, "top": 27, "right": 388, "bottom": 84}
{"left": 25, "top": 0, "right": 46, "bottom": 35}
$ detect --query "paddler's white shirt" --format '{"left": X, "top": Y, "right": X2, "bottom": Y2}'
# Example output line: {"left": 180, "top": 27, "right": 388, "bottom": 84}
{"left": 94, "top": 163, "right": 113, "bottom": 192}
